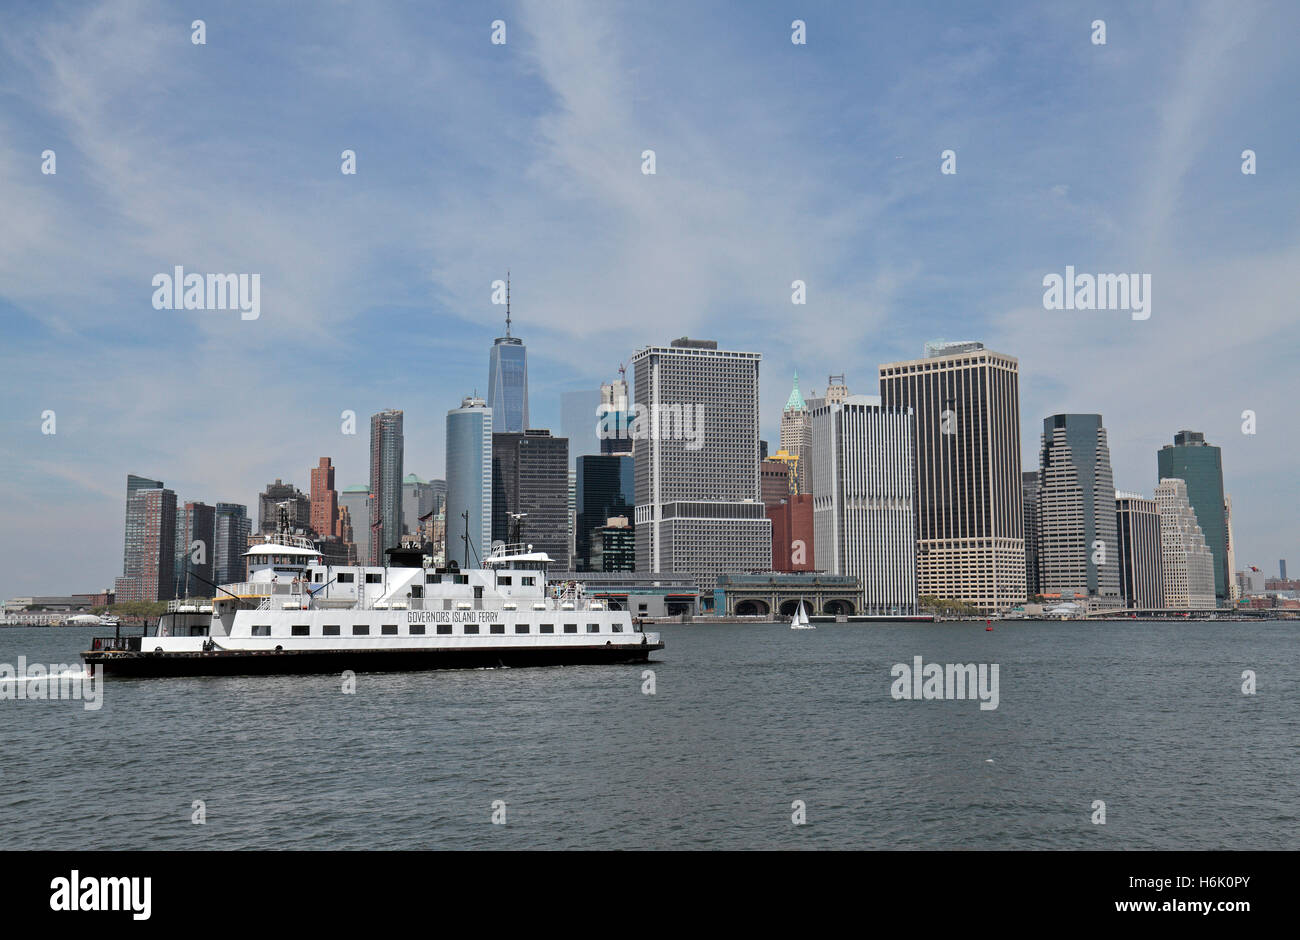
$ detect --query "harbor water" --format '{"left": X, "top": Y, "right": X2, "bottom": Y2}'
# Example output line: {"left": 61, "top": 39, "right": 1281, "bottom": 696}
{"left": 0, "top": 621, "right": 1295, "bottom": 849}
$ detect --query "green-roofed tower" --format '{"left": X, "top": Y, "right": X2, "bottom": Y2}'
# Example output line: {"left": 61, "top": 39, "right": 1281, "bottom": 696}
{"left": 779, "top": 371, "right": 811, "bottom": 495}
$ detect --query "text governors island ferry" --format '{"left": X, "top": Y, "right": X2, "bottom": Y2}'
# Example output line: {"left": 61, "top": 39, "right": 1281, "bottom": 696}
{"left": 84, "top": 537, "right": 663, "bottom": 677}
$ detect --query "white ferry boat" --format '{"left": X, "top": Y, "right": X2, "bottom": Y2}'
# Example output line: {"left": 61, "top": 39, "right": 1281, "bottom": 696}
{"left": 83, "top": 537, "right": 663, "bottom": 677}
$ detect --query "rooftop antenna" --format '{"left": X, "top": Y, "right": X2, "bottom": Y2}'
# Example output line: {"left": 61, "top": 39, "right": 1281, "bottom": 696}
{"left": 505, "top": 270, "right": 512, "bottom": 338}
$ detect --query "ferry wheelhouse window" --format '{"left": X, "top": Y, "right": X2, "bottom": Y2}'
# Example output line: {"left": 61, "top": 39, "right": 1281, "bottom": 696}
{"left": 336, "top": 573, "right": 354, "bottom": 584}
{"left": 464, "top": 624, "right": 480, "bottom": 635}
{"left": 514, "top": 624, "right": 529, "bottom": 634}
{"left": 564, "top": 624, "right": 578, "bottom": 634}
{"left": 292, "top": 625, "right": 310, "bottom": 636}
{"left": 252, "top": 625, "right": 271, "bottom": 636}
{"left": 353, "top": 625, "right": 370, "bottom": 636}
{"left": 410, "top": 624, "right": 425, "bottom": 635}
{"left": 324, "top": 624, "right": 340, "bottom": 636}
{"left": 365, "top": 573, "right": 382, "bottom": 584}
{"left": 490, "top": 623, "right": 505, "bottom": 634}
{"left": 382, "top": 624, "right": 398, "bottom": 636}
{"left": 521, "top": 577, "right": 535, "bottom": 586}
{"left": 436, "top": 624, "right": 452, "bottom": 635}
{"left": 540, "top": 624, "right": 554, "bottom": 634}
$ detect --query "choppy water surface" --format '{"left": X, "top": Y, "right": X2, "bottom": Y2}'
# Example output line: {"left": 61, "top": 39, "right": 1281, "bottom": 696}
{"left": 0, "top": 621, "right": 1295, "bottom": 849}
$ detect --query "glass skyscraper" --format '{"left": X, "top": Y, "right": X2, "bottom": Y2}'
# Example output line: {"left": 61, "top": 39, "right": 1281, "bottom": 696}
{"left": 446, "top": 396, "right": 493, "bottom": 567}
{"left": 1156, "top": 430, "right": 1228, "bottom": 603}
{"left": 487, "top": 279, "right": 528, "bottom": 433}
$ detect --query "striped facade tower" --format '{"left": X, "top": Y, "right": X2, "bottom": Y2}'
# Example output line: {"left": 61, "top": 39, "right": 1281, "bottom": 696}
{"left": 1115, "top": 492, "right": 1165, "bottom": 609}
{"left": 810, "top": 395, "right": 917, "bottom": 614}
{"left": 878, "top": 342, "right": 1025, "bottom": 611}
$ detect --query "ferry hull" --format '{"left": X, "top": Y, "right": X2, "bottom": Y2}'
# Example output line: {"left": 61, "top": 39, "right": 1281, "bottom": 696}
{"left": 82, "top": 642, "right": 664, "bottom": 678}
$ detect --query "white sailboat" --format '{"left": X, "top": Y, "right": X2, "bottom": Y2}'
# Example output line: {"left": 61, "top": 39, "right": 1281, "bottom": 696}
{"left": 790, "top": 600, "right": 815, "bottom": 630}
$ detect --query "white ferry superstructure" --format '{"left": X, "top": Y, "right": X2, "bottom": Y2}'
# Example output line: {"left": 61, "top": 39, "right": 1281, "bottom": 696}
{"left": 83, "top": 538, "right": 663, "bottom": 677}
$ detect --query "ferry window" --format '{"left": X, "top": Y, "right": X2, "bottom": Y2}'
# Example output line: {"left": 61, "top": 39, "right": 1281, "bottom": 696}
{"left": 324, "top": 624, "right": 340, "bottom": 636}
{"left": 410, "top": 624, "right": 425, "bottom": 635}
{"left": 612, "top": 624, "right": 622, "bottom": 633}
{"left": 497, "top": 576, "right": 512, "bottom": 586}
{"left": 353, "top": 625, "right": 370, "bottom": 636}
{"left": 490, "top": 623, "right": 505, "bottom": 634}
{"left": 252, "top": 625, "right": 271, "bottom": 636}
{"left": 365, "top": 573, "right": 382, "bottom": 584}
{"left": 564, "top": 624, "right": 577, "bottom": 634}
{"left": 410, "top": 585, "right": 423, "bottom": 598}
{"left": 540, "top": 624, "right": 554, "bottom": 634}
{"left": 336, "top": 573, "right": 354, "bottom": 584}
{"left": 426, "top": 574, "right": 440, "bottom": 584}
{"left": 314, "top": 572, "right": 324, "bottom": 583}
{"left": 521, "top": 577, "right": 535, "bottom": 586}
{"left": 454, "top": 574, "right": 468, "bottom": 585}
{"left": 464, "top": 624, "right": 480, "bottom": 635}
{"left": 638, "top": 604, "right": 647, "bottom": 612}
{"left": 474, "top": 586, "right": 483, "bottom": 598}
{"left": 587, "top": 623, "right": 600, "bottom": 633}
{"left": 292, "top": 625, "right": 310, "bottom": 636}
{"left": 437, "top": 624, "right": 452, "bottom": 635}
{"left": 381, "top": 624, "right": 398, "bottom": 636}
{"left": 515, "top": 624, "right": 529, "bottom": 634}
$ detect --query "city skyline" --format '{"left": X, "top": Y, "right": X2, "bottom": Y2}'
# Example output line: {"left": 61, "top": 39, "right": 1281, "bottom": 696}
{"left": 3, "top": 2, "right": 1298, "bottom": 599}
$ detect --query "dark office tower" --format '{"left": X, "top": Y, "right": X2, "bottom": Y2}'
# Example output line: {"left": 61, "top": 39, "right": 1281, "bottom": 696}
{"left": 1116, "top": 492, "right": 1165, "bottom": 609}
{"left": 492, "top": 429, "right": 570, "bottom": 568}
{"left": 258, "top": 479, "right": 311, "bottom": 534}
{"left": 1036, "top": 414, "right": 1121, "bottom": 606}
{"left": 488, "top": 276, "right": 529, "bottom": 433}
{"left": 1282, "top": 560, "right": 1289, "bottom": 581}
{"left": 878, "top": 342, "right": 1025, "bottom": 611}
{"left": 174, "top": 501, "right": 215, "bottom": 599}
{"left": 760, "top": 459, "right": 792, "bottom": 508}
{"left": 1022, "top": 471, "right": 1040, "bottom": 597}
{"left": 369, "top": 409, "right": 404, "bottom": 564}
{"left": 212, "top": 502, "right": 251, "bottom": 585}
{"left": 122, "top": 481, "right": 177, "bottom": 602}
{"left": 1157, "top": 430, "right": 1229, "bottom": 603}
{"left": 575, "top": 454, "right": 634, "bottom": 570}
{"left": 310, "top": 457, "right": 340, "bottom": 538}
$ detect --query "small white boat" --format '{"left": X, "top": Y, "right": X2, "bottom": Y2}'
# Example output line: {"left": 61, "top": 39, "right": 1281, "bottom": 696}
{"left": 790, "top": 601, "right": 815, "bottom": 630}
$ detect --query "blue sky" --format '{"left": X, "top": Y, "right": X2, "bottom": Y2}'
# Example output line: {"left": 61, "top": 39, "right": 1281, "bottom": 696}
{"left": 2, "top": 0, "right": 1297, "bottom": 598}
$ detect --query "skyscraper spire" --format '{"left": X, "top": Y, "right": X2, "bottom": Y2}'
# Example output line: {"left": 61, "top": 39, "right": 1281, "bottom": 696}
{"left": 505, "top": 270, "right": 511, "bottom": 338}
{"left": 784, "top": 370, "right": 807, "bottom": 412}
